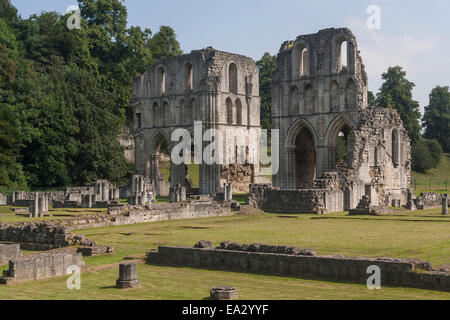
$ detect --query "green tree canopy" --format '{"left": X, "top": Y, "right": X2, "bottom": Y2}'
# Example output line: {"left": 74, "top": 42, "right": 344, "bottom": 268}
{"left": 422, "top": 86, "right": 450, "bottom": 152}
{"left": 148, "top": 26, "right": 183, "bottom": 61}
{"left": 375, "top": 66, "right": 421, "bottom": 143}
{"left": 0, "top": 1, "right": 182, "bottom": 191}
{"left": 256, "top": 52, "right": 277, "bottom": 131}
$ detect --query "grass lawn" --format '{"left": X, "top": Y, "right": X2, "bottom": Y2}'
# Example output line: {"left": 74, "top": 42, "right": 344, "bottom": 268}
{"left": 1, "top": 207, "right": 447, "bottom": 300}
{"left": 412, "top": 154, "right": 449, "bottom": 195}
{"left": 1, "top": 263, "right": 450, "bottom": 300}
{"left": 1, "top": 209, "right": 450, "bottom": 299}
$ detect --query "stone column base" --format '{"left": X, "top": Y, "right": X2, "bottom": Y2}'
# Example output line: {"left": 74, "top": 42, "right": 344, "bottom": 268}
{"left": 116, "top": 279, "right": 140, "bottom": 289}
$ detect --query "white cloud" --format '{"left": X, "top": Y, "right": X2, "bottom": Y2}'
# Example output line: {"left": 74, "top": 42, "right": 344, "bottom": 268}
{"left": 347, "top": 18, "right": 449, "bottom": 113}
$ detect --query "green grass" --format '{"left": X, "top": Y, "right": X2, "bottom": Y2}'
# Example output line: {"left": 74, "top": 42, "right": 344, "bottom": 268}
{"left": 1, "top": 264, "right": 450, "bottom": 300}
{"left": 1, "top": 209, "right": 450, "bottom": 299}
{"left": 233, "top": 194, "right": 248, "bottom": 205}
{"left": 1, "top": 196, "right": 445, "bottom": 300}
{"left": 412, "top": 154, "right": 449, "bottom": 195}
{"left": 71, "top": 210, "right": 450, "bottom": 267}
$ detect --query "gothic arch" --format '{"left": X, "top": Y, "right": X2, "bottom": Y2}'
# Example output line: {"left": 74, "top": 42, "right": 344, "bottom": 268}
{"left": 235, "top": 98, "right": 243, "bottom": 125}
{"left": 184, "top": 62, "right": 193, "bottom": 91}
{"left": 156, "top": 65, "right": 166, "bottom": 96}
{"left": 332, "top": 34, "right": 356, "bottom": 74}
{"left": 304, "top": 83, "right": 314, "bottom": 113}
{"left": 226, "top": 97, "right": 233, "bottom": 124}
{"left": 228, "top": 62, "right": 238, "bottom": 94}
{"left": 325, "top": 115, "right": 356, "bottom": 148}
{"left": 289, "top": 85, "right": 300, "bottom": 115}
{"left": 329, "top": 80, "right": 340, "bottom": 112}
{"left": 148, "top": 129, "right": 171, "bottom": 155}
{"left": 345, "top": 78, "right": 357, "bottom": 110}
{"left": 285, "top": 118, "right": 319, "bottom": 150}
{"left": 291, "top": 40, "right": 310, "bottom": 79}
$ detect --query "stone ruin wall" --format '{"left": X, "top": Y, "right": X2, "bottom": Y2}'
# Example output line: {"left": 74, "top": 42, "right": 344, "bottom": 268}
{"left": 131, "top": 48, "right": 261, "bottom": 196}
{"left": 0, "top": 242, "right": 21, "bottom": 265}
{"left": 1, "top": 251, "right": 85, "bottom": 284}
{"left": 0, "top": 201, "right": 233, "bottom": 249}
{"left": 147, "top": 243, "right": 450, "bottom": 292}
{"left": 416, "top": 193, "right": 449, "bottom": 210}
{"left": 252, "top": 28, "right": 412, "bottom": 214}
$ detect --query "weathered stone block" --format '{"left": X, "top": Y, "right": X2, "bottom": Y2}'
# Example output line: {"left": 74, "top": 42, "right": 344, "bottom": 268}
{"left": 210, "top": 286, "right": 238, "bottom": 300}
{"left": 116, "top": 263, "right": 140, "bottom": 289}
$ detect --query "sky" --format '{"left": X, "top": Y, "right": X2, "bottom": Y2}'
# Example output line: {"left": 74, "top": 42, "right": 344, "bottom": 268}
{"left": 11, "top": 0, "right": 450, "bottom": 114}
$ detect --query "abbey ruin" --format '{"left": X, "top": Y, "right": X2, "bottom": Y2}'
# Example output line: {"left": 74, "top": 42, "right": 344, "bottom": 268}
{"left": 130, "top": 28, "right": 412, "bottom": 214}
{"left": 130, "top": 48, "right": 264, "bottom": 196}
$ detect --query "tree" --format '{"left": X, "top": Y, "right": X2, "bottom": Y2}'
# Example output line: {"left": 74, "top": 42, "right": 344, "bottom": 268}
{"left": 148, "top": 26, "right": 183, "bottom": 61}
{"left": 422, "top": 86, "right": 450, "bottom": 153}
{"left": 0, "top": 1, "right": 183, "bottom": 190}
{"left": 376, "top": 66, "right": 421, "bottom": 143}
{"left": 412, "top": 139, "right": 443, "bottom": 173}
{"left": 0, "top": 0, "right": 18, "bottom": 26}
{"left": 78, "top": 0, "right": 127, "bottom": 39}
{"left": 256, "top": 52, "right": 277, "bottom": 131}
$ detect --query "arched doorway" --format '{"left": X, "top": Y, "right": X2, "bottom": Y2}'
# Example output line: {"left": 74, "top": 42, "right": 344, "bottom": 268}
{"left": 330, "top": 123, "right": 354, "bottom": 169}
{"left": 150, "top": 132, "right": 171, "bottom": 197}
{"left": 294, "top": 127, "right": 316, "bottom": 188}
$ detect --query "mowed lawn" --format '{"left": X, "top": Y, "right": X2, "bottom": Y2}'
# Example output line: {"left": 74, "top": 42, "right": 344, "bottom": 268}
{"left": 1, "top": 210, "right": 450, "bottom": 299}
{"left": 0, "top": 206, "right": 107, "bottom": 224}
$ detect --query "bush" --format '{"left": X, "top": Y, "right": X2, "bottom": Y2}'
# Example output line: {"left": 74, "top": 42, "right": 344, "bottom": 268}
{"left": 412, "top": 139, "right": 443, "bottom": 173}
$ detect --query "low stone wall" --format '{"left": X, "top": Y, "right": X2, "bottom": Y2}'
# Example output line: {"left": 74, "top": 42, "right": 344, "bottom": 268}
{"left": 247, "top": 184, "right": 338, "bottom": 214}
{"left": 0, "top": 251, "right": 85, "bottom": 284}
{"left": 59, "top": 202, "right": 232, "bottom": 230}
{"left": 0, "top": 201, "right": 232, "bottom": 249}
{"left": 0, "top": 222, "right": 96, "bottom": 250}
{"left": 416, "top": 193, "right": 449, "bottom": 210}
{"left": 0, "top": 242, "right": 21, "bottom": 265}
{"left": 147, "top": 245, "right": 450, "bottom": 292}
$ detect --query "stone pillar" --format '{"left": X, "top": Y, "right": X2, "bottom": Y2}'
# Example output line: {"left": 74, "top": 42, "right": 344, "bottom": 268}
{"left": 227, "top": 183, "right": 233, "bottom": 201}
{"left": 104, "top": 182, "right": 110, "bottom": 202}
{"left": 31, "top": 192, "right": 39, "bottom": 217}
{"left": 223, "top": 183, "right": 228, "bottom": 202}
{"left": 179, "top": 186, "right": 186, "bottom": 202}
{"left": 116, "top": 263, "right": 140, "bottom": 288}
{"left": 443, "top": 197, "right": 448, "bottom": 216}
{"left": 11, "top": 191, "right": 15, "bottom": 205}
{"left": 38, "top": 196, "right": 45, "bottom": 217}
{"left": 176, "top": 184, "right": 181, "bottom": 202}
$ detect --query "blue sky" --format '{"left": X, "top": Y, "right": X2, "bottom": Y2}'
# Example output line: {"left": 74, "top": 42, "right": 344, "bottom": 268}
{"left": 11, "top": 0, "right": 450, "bottom": 113}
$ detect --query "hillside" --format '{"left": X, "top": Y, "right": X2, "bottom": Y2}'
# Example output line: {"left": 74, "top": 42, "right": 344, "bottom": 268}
{"left": 412, "top": 154, "right": 449, "bottom": 195}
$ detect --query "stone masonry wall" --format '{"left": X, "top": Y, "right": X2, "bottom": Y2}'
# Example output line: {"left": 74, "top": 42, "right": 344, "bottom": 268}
{"left": 416, "top": 193, "right": 449, "bottom": 210}
{"left": 0, "top": 201, "right": 233, "bottom": 248}
{"left": 147, "top": 245, "right": 450, "bottom": 292}
{"left": 0, "top": 251, "right": 85, "bottom": 284}
{"left": 0, "top": 242, "right": 21, "bottom": 265}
